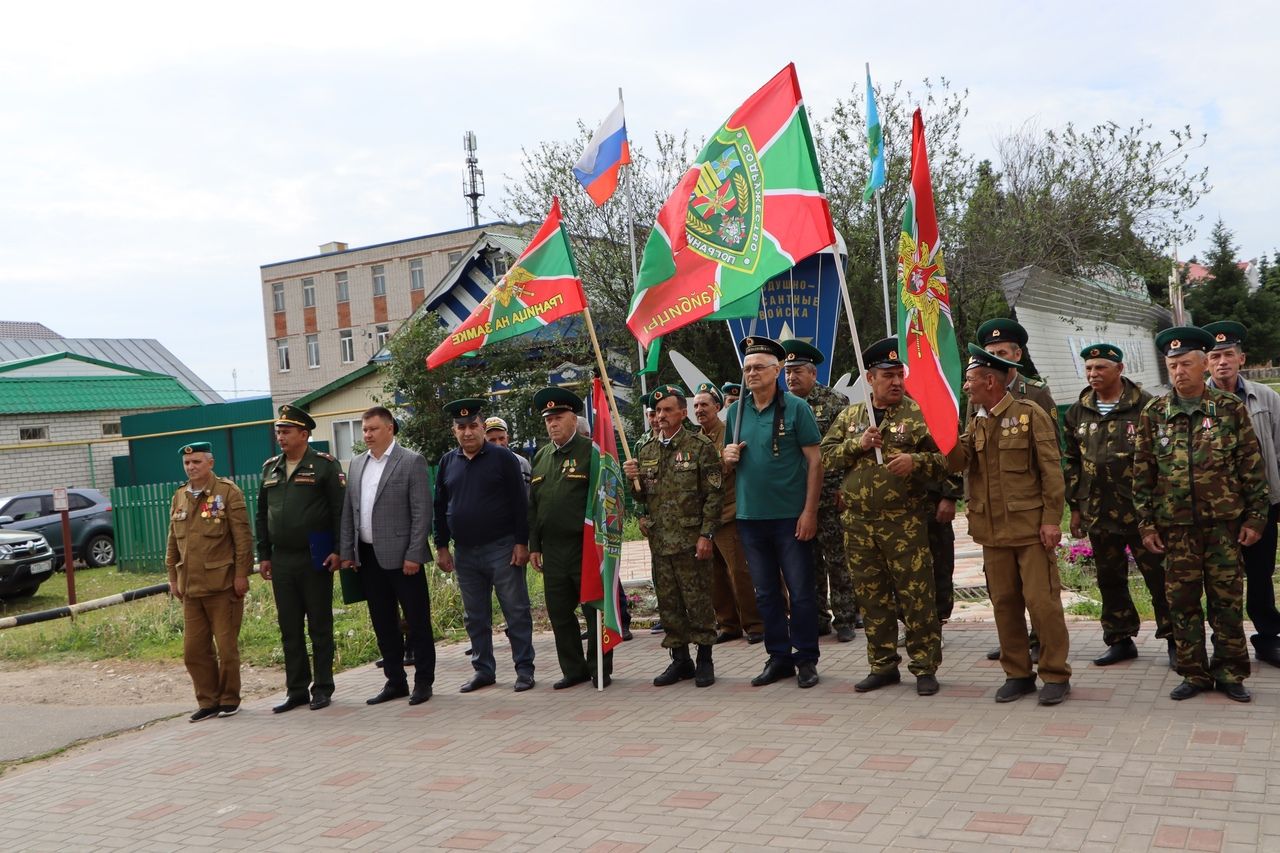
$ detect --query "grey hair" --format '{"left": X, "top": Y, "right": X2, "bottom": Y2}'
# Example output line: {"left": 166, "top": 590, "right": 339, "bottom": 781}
{"left": 575, "top": 415, "right": 590, "bottom": 436}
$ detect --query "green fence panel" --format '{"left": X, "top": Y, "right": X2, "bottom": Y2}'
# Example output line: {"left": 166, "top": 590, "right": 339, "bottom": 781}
{"left": 112, "top": 474, "right": 261, "bottom": 573}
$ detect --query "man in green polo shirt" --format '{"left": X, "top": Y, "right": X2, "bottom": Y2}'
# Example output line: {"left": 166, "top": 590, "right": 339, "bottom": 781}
{"left": 723, "top": 336, "right": 824, "bottom": 689}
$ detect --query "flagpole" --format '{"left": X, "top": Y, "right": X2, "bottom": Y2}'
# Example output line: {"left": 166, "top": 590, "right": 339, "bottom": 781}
{"left": 596, "top": 609, "right": 604, "bottom": 692}
{"left": 874, "top": 189, "right": 893, "bottom": 336}
{"left": 619, "top": 87, "right": 650, "bottom": 400}
{"left": 581, "top": 305, "right": 636, "bottom": 465}
{"left": 834, "top": 254, "right": 884, "bottom": 464}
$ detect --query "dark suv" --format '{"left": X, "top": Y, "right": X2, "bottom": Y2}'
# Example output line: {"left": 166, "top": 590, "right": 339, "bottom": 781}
{"left": 0, "top": 489, "right": 115, "bottom": 569}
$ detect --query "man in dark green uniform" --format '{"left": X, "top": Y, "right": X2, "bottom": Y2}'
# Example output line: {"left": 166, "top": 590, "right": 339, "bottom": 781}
{"left": 1134, "top": 327, "right": 1269, "bottom": 702}
{"left": 1063, "top": 343, "right": 1173, "bottom": 667}
{"left": 623, "top": 384, "right": 723, "bottom": 687}
{"left": 782, "top": 339, "right": 858, "bottom": 641}
{"left": 528, "top": 387, "right": 611, "bottom": 689}
{"left": 256, "top": 404, "right": 344, "bottom": 713}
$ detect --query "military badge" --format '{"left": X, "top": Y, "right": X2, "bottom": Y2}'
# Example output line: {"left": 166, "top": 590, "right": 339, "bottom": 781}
{"left": 687, "top": 137, "right": 763, "bottom": 273}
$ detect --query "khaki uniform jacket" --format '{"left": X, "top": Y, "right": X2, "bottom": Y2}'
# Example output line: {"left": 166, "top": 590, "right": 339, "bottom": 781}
{"left": 699, "top": 418, "right": 738, "bottom": 523}
{"left": 948, "top": 393, "right": 1065, "bottom": 547}
{"left": 165, "top": 477, "right": 254, "bottom": 597}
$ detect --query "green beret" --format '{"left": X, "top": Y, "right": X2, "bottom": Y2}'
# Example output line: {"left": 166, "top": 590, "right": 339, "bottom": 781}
{"left": 650, "top": 384, "right": 688, "bottom": 405}
{"left": 738, "top": 336, "right": 786, "bottom": 360}
{"left": 693, "top": 382, "right": 723, "bottom": 405}
{"left": 1080, "top": 343, "right": 1123, "bottom": 363}
{"left": 1203, "top": 321, "right": 1246, "bottom": 350}
{"left": 780, "top": 339, "right": 824, "bottom": 366}
{"left": 533, "top": 386, "right": 583, "bottom": 416}
{"left": 965, "top": 342, "right": 1021, "bottom": 373}
{"left": 977, "top": 318, "right": 1029, "bottom": 348}
{"left": 275, "top": 403, "right": 316, "bottom": 431}
{"left": 180, "top": 441, "right": 213, "bottom": 456}
{"left": 1155, "top": 326, "right": 1214, "bottom": 357}
{"left": 720, "top": 382, "right": 741, "bottom": 396}
{"left": 862, "top": 336, "right": 901, "bottom": 370}
{"left": 444, "top": 398, "right": 486, "bottom": 421}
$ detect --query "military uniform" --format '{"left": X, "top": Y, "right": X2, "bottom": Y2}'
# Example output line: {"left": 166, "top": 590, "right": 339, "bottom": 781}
{"left": 529, "top": 393, "right": 609, "bottom": 685}
{"left": 1063, "top": 373, "right": 1171, "bottom": 650}
{"left": 924, "top": 472, "right": 962, "bottom": 622}
{"left": 1134, "top": 378, "right": 1268, "bottom": 688}
{"left": 166, "top": 449, "right": 254, "bottom": 715}
{"left": 801, "top": 382, "right": 859, "bottom": 634}
{"left": 256, "top": 432, "right": 344, "bottom": 706}
{"left": 822, "top": 396, "right": 944, "bottom": 678}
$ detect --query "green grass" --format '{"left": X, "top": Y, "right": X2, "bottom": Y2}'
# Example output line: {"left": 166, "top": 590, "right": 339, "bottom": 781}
{"left": 0, "top": 564, "right": 551, "bottom": 670}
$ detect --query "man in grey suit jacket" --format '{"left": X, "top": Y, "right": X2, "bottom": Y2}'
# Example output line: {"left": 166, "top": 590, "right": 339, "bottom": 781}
{"left": 340, "top": 406, "right": 435, "bottom": 705}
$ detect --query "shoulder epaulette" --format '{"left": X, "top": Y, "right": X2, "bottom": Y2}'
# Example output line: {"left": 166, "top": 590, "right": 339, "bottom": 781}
{"left": 315, "top": 451, "right": 337, "bottom": 462}
{"left": 262, "top": 454, "right": 280, "bottom": 467}
{"left": 1024, "top": 376, "right": 1047, "bottom": 388}
{"left": 218, "top": 476, "right": 236, "bottom": 485}
{"left": 692, "top": 430, "right": 714, "bottom": 446}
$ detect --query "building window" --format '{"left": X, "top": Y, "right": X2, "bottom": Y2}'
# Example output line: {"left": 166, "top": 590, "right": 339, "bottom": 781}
{"left": 302, "top": 277, "right": 316, "bottom": 308}
{"left": 492, "top": 254, "right": 510, "bottom": 277}
{"left": 371, "top": 265, "right": 386, "bottom": 296}
{"left": 447, "top": 251, "right": 464, "bottom": 267}
{"left": 375, "top": 324, "right": 390, "bottom": 349}
{"left": 332, "top": 419, "right": 362, "bottom": 463}
{"left": 19, "top": 426, "right": 48, "bottom": 442}
{"left": 335, "top": 271, "right": 349, "bottom": 303}
{"left": 101, "top": 422, "right": 122, "bottom": 436}
{"left": 276, "top": 339, "right": 290, "bottom": 372}
{"left": 409, "top": 258, "right": 425, "bottom": 291}
{"left": 306, "top": 334, "right": 320, "bottom": 368}
{"left": 271, "top": 282, "right": 285, "bottom": 312}
{"left": 339, "top": 329, "right": 354, "bottom": 363}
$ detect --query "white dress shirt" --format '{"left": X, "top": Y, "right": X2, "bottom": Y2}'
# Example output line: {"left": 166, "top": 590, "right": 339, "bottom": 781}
{"left": 359, "top": 441, "right": 395, "bottom": 544}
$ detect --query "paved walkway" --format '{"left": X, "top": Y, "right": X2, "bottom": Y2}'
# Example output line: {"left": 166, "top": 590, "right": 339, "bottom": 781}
{"left": 2, "top": 621, "right": 1276, "bottom": 852}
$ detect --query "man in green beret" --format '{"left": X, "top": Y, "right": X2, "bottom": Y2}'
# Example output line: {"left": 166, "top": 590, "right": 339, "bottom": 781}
{"left": 528, "top": 387, "right": 611, "bottom": 688}
{"left": 1204, "top": 321, "right": 1280, "bottom": 667}
{"left": 1064, "top": 344, "right": 1172, "bottom": 668}
{"left": 721, "top": 382, "right": 741, "bottom": 408}
{"left": 782, "top": 338, "right": 858, "bottom": 642}
{"left": 1135, "top": 327, "right": 1269, "bottom": 702}
{"left": 256, "top": 403, "right": 345, "bottom": 713}
{"left": 624, "top": 385, "right": 723, "bottom": 686}
{"left": 166, "top": 442, "right": 254, "bottom": 721}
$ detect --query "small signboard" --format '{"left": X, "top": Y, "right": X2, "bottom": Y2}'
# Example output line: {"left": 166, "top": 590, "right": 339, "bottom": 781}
{"left": 52, "top": 487, "right": 69, "bottom": 512}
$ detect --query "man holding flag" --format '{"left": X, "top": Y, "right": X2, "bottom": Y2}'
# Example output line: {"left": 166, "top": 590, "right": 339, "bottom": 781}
{"left": 623, "top": 385, "right": 723, "bottom": 687}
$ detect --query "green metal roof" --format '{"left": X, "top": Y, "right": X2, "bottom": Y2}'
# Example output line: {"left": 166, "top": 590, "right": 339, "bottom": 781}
{"left": 294, "top": 363, "right": 381, "bottom": 409}
{"left": 0, "top": 351, "right": 167, "bottom": 377}
{"left": 0, "top": 376, "right": 201, "bottom": 414}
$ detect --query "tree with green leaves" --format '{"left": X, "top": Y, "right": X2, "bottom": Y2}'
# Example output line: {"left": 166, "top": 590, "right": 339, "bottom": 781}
{"left": 1186, "top": 219, "right": 1280, "bottom": 364}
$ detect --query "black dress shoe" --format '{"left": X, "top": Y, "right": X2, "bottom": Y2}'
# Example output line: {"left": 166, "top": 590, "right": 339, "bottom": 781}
{"left": 272, "top": 695, "right": 308, "bottom": 714}
{"left": 1038, "top": 681, "right": 1071, "bottom": 705}
{"left": 985, "top": 647, "right": 1001, "bottom": 660}
{"left": 750, "top": 658, "right": 796, "bottom": 686}
{"left": 591, "top": 674, "right": 612, "bottom": 688}
{"left": 622, "top": 626, "right": 634, "bottom": 641}
{"left": 367, "top": 684, "right": 410, "bottom": 705}
{"left": 553, "top": 674, "right": 590, "bottom": 690}
{"left": 1217, "top": 681, "right": 1252, "bottom": 703}
{"left": 916, "top": 675, "right": 940, "bottom": 696}
{"left": 460, "top": 674, "right": 496, "bottom": 694}
{"left": 746, "top": 632, "right": 764, "bottom": 644}
{"left": 994, "top": 677, "right": 1037, "bottom": 703}
{"left": 408, "top": 687, "right": 432, "bottom": 705}
{"left": 514, "top": 674, "right": 535, "bottom": 692}
{"left": 374, "top": 658, "right": 385, "bottom": 669}
{"left": 817, "top": 623, "right": 833, "bottom": 637}
{"left": 1254, "top": 645, "right": 1280, "bottom": 668}
{"left": 1092, "top": 639, "right": 1138, "bottom": 666}
{"left": 854, "top": 670, "right": 901, "bottom": 692}
{"left": 1170, "top": 680, "right": 1204, "bottom": 700}
{"left": 308, "top": 696, "right": 331, "bottom": 711}
{"left": 714, "top": 630, "right": 743, "bottom": 644}
{"left": 190, "top": 707, "right": 219, "bottom": 722}
{"left": 796, "top": 661, "right": 819, "bottom": 689}
{"left": 836, "top": 626, "right": 856, "bottom": 643}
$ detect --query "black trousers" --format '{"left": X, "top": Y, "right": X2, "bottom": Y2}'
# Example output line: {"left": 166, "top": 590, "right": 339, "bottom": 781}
{"left": 1243, "top": 503, "right": 1280, "bottom": 646}
{"left": 358, "top": 542, "right": 435, "bottom": 689}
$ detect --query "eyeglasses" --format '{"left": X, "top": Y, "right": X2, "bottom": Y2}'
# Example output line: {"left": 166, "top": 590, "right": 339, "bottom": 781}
{"left": 742, "top": 364, "right": 778, "bottom": 374}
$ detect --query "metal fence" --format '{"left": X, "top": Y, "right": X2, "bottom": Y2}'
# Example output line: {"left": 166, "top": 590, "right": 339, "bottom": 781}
{"left": 111, "top": 475, "right": 261, "bottom": 572}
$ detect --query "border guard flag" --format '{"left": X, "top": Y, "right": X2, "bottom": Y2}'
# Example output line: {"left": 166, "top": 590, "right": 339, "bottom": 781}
{"left": 573, "top": 101, "right": 631, "bottom": 207}
{"left": 625, "top": 63, "right": 835, "bottom": 348}
{"left": 580, "top": 376, "right": 625, "bottom": 652}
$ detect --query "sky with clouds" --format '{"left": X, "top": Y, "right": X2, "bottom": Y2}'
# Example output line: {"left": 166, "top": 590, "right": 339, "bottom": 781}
{"left": 3, "top": 1, "right": 1276, "bottom": 398}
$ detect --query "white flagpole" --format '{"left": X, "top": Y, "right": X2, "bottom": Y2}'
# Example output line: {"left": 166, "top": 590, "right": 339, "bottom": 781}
{"left": 619, "top": 87, "right": 649, "bottom": 398}
{"left": 834, "top": 249, "right": 884, "bottom": 464}
{"left": 596, "top": 609, "right": 604, "bottom": 691}
{"left": 874, "top": 189, "right": 893, "bottom": 336}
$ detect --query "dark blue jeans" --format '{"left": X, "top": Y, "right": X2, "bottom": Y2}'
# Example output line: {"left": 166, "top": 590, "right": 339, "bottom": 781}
{"left": 738, "top": 518, "right": 820, "bottom": 665}
{"left": 454, "top": 536, "right": 535, "bottom": 679}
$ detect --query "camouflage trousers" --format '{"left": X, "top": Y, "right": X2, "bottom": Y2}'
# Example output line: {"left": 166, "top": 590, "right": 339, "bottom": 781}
{"left": 1162, "top": 523, "right": 1250, "bottom": 686}
{"left": 652, "top": 552, "right": 718, "bottom": 649}
{"left": 844, "top": 514, "right": 940, "bottom": 676}
{"left": 816, "top": 499, "right": 859, "bottom": 630}
{"left": 927, "top": 518, "right": 955, "bottom": 622}
{"left": 1088, "top": 525, "right": 1171, "bottom": 645}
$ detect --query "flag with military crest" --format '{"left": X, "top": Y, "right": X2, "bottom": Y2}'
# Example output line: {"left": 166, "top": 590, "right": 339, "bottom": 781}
{"left": 580, "top": 377, "right": 625, "bottom": 652}
{"left": 625, "top": 63, "right": 835, "bottom": 347}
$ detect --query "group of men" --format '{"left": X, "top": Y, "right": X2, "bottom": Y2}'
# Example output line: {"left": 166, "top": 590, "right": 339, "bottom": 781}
{"left": 164, "top": 315, "right": 1280, "bottom": 718}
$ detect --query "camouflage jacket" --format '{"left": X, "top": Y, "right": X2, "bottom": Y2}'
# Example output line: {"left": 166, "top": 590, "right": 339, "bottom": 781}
{"left": 820, "top": 397, "right": 945, "bottom": 521}
{"left": 799, "top": 383, "right": 850, "bottom": 495}
{"left": 1133, "top": 387, "right": 1269, "bottom": 536}
{"left": 1063, "top": 377, "right": 1151, "bottom": 530}
{"left": 631, "top": 427, "right": 723, "bottom": 556}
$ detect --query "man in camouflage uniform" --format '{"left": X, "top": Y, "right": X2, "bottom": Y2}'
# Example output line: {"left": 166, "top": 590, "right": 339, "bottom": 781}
{"left": 925, "top": 473, "right": 962, "bottom": 626}
{"left": 256, "top": 404, "right": 345, "bottom": 713}
{"left": 971, "top": 318, "right": 1059, "bottom": 662}
{"left": 948, "top": 345, "right": 1072, "bottom": 706}
{"left": 1134, "top": 327, "right": 1269, "bottom": 703}
{"left": 782, "top": 339, "right": 858, "bottom": 641}
{"left": 821, "top": 338, "right": 944, "bottom": 695}
{"left": 624, "top": 385, "right": 723, "bottom": 686}
{"left": 1063, "top": 343, "right": 1173, "bottom": 667}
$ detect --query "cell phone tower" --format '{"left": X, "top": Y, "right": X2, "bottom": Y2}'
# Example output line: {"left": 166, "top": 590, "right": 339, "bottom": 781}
{"left": 463, "top": 131, "right": 485, "bottom": 227}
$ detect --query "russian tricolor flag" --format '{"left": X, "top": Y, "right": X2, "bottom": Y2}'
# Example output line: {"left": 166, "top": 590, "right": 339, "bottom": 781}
{"left": 573, "top": 101, "right": 630, "bottom": 207}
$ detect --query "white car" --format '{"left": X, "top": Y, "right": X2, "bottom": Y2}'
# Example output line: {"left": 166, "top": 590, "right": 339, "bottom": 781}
{"left": 0, "top": 530, "right": 56, "bottom": 599}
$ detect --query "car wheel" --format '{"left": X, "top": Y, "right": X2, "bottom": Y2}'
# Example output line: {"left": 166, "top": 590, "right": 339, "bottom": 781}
{"left": 84, "top": 534, "right": 115, "bottom": 568}
{"left": 1, "top": 584, "right": 39, "bottom": 600}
